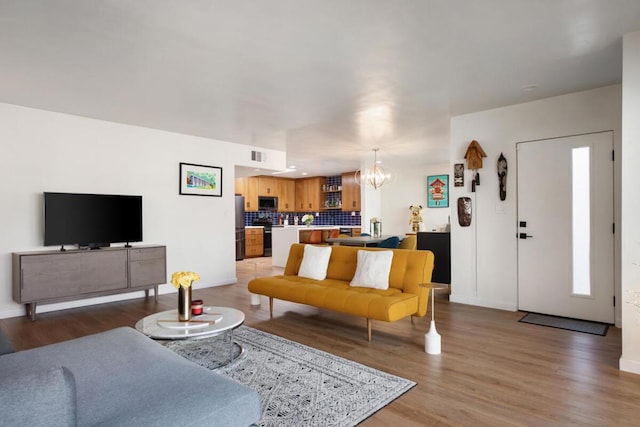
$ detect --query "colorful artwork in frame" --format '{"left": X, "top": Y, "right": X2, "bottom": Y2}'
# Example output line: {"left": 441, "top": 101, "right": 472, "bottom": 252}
{"left": 179, "top": 162, "right": 222, "bottom": 197}
{"left": 427, "top": 174, "right": 449, "bottom": 208}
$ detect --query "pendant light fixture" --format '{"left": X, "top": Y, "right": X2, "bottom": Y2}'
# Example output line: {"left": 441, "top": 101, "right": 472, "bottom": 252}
{"left": 354, "top": 148, "right": 391, "bottom": 189}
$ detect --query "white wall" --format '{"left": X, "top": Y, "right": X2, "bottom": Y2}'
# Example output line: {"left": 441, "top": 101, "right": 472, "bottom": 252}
{"left": 449, "top": 85, "right": 622, "bottom": 317}
{"left": 620, "top": 31, "right": 640, "bottom": 374}
{"left": 0, "top": 103, "right": 286, "bottom": 319}
{"left": 380, "top": 164, "right": 451, "bottom": 235}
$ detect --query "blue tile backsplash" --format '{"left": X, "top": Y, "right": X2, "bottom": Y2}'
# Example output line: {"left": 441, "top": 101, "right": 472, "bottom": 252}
{"left": 244, "top": 175, "right": 361, "bottom": 226}
{"left": 245, "top": 210, "right": 361, "bottom": 227}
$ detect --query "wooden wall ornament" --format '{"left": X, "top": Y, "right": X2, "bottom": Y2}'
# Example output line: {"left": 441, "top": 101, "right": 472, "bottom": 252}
{"left": 464, "top": 140, "right": 487, "bottom": 170}
{"left": 464, "top": 140, "right": 487, "bottom": 192}
{"left": 457, "top": 197, "right": 472, "bottom": 226}
{"left": 454, "top": 163, "right": 464, "bottom": 187}
{"left": 497, "top": 153, "right": 508, "bottom": 201}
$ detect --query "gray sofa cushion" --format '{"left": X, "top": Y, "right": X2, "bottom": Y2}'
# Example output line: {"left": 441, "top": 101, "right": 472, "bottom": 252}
{"left": 0, "top": 365, "right": 77, "bottom": 426}
{"left": 0, "top": 329, "right": 14, "bottom": 355}
{"left": 0, "top": 327, "right": 261, "bottom": 427}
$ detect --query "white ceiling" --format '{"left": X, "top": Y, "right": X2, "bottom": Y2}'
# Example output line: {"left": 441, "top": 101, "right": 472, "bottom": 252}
{"left": 1, "top": 1, "right": 639, "bottom": 177}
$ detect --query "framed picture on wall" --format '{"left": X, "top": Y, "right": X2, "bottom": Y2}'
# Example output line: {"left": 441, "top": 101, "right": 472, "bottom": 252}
{"left": 179, "top": 162, "right": 223, "bottom": 197}
{"left": 427, "top": 174, "right": 449, "bottom": 208}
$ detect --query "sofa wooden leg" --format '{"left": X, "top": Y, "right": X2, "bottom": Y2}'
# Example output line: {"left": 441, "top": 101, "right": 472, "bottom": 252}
{"left": 411, "top": 316, "right": 414, "bottom": 325}
{"left": 269, "top": 297, "right": 273, "bottom": 319}
{"left": 367, "top": 318, "right": 372, "bottom": 342}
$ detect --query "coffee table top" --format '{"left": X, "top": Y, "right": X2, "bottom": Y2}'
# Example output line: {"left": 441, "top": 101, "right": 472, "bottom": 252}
{"left": 135, "top": 306, "right": 245, "bottom": 340}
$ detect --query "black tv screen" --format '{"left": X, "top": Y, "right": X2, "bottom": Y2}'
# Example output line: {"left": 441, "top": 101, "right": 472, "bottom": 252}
{"left": 44, "top": 192, "right": 143, "bottom": 247}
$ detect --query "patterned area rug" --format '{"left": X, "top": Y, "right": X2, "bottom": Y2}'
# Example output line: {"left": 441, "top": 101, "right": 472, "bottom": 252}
{"left": 165, "top": 326, "right": 415, "bottom": 426}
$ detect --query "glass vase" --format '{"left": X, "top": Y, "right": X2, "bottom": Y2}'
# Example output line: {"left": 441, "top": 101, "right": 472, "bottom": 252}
{"left": 371, "top": 220, "right": 382, "bottom": 238}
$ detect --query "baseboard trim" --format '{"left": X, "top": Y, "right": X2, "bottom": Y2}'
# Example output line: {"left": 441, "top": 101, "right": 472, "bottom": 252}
{"left": 449, "top": 294, "right": 517, "bottom": 311}
{"left": 619, "top": 356, "right": 640, "bottom": 375}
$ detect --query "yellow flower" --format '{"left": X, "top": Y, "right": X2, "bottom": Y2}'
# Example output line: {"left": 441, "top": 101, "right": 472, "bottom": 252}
{"left": 171, "top": 271, "right": 200, "bottom": 289}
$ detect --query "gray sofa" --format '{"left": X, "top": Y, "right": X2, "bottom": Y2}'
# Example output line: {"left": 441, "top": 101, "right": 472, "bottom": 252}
{"left": 0, "top": 327, "right": 261, "bottom": 426}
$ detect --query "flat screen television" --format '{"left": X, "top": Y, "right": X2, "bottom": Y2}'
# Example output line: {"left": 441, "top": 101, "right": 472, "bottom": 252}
{"left": 44, "top": 192, "right": 143, "bottom": 249}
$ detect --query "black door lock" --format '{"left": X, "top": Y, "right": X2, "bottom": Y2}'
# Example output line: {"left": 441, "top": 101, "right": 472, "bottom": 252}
{"left": 519, "top": 233, "right": 533, "bottom": 239}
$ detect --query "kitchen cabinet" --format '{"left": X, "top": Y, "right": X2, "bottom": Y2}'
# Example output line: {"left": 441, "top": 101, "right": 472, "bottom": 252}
{"left": 245, "top": 228, "right": 264, "bottom": 258}
{"left": 295, "top": 179, "right": 305, "bottom": 211}
{"left": 295, "top": 177, "right": 323, "bottom": 211}
{"left": 244, "top": 177, "right": 259, "bottom": 211}
{"left": 242, "top": 176, "right": 295, "bottom": 211}
{"left": 341, "top": 171, "right": 361, "bottom": 211}
{"left": 234, "top": 177, "right": 245, "bottom": 196}
{"left": 258, "top": 177, "right": 277, "bottom": 196}
{"left": 277, "top": 178, "right": 296, "bottom": 212}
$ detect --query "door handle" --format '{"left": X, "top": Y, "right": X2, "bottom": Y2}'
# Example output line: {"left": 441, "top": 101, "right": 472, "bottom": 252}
{"left": 519, "top": 233, "right": 533, "bottom": 239}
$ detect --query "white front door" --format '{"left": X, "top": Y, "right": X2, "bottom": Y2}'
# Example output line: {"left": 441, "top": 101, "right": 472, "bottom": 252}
{"left": 517, "top": 132, "right": 614, "bottom": 323}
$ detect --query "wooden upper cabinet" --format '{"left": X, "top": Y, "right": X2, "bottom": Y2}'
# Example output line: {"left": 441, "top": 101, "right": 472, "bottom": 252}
{"left": 245, "top": 177, "right": 259, "bottom": 211}
{"left": 276, "top": 178, "right": 296, "bottom": 212}
{"left": 244, "top": 174, "right": 358, "bottom": 213}
{"left": 258, "top": 177, "right": 276, "bottom": 196}
{"left": 295, "top": 179, "right": 306, "bottom": 211}
{"left": 234, "top": 177, "right": 245, "bottom": 196}
{"left": 341, "top": 171, "right": 361, "bottom": 211}
{"left": 307, "top": 177, "right": 322, "bottom": 211}
{"left": 295, "top": 177, "right": 323, "bottom": 212}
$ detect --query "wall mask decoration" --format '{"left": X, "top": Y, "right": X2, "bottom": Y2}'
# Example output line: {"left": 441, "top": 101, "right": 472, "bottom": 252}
{"left": 464, "top": 140, "right": 487, "bottom": 192}
{"left": 497, "top": 153, "right": 508, "bottom": 201}
{"left": 454, "top": 163, "right": 464, "bottom": 187}
{"left": 457, "top": 197, "right": 472, "bottom": 227}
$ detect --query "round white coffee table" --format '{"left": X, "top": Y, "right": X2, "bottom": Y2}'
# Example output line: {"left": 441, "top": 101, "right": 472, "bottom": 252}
{"left": 135, "top": 306, "right": 245, "bottom": 366}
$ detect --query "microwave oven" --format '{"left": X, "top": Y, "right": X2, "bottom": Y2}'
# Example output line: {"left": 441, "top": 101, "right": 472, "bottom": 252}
{"left": 258, "top": 196, "right": 278, "bottom": 211}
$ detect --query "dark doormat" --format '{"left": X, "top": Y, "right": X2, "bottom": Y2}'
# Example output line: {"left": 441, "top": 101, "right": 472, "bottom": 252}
{"left": 519, "top": 312, "right": 609, "bottom": 336}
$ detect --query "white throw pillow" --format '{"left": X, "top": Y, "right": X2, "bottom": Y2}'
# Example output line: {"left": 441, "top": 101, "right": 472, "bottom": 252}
{"left": 298, "top": 245, "right": 332, "bottom": 280}
{"left": 350, "top": 250, "right": 394, "bottom": 290}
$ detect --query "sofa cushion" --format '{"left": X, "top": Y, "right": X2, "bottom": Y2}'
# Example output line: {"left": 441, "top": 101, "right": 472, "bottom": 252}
{"left": 0, "top": 329, "right": 14, "bottom": 355}
{"left": 0, "top": 365, "right": 77, "bottom": 426}
{"left": 350, "top": 250, "right": 394, "bottom": 290}
{"left": 0, "top": 327, "right": 261, "bottom": 427}
{"left": 298, "top": 244, "right": 332, "bottom": 280}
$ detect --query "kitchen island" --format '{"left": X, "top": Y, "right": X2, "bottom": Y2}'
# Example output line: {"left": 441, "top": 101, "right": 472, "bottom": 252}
{"left": 272, "top": 226, "right": 361, "bottom": 267}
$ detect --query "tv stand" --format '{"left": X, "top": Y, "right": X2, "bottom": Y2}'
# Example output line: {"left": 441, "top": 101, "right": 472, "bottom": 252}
{"left": 12, "top": 245, "right": 166, "bottom": 320}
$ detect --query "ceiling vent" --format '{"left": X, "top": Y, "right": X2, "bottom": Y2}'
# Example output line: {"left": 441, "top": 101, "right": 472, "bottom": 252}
{"left": 251, "top": 150, "right": 266, "bottom": 162}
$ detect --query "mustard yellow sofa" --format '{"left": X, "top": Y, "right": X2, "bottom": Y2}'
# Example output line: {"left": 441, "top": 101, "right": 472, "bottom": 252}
{"left": 248, "top": 243, "right": 435, "bottom": 340}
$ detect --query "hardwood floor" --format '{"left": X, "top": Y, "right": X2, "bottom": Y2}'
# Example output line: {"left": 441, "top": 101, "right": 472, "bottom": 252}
{"left": 2, "top": 257, "right": 639, "bottom": 426}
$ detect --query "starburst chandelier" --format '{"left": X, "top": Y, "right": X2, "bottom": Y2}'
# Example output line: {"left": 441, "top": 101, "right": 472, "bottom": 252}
{"left": 354, "top": 148, "right": 391, "bottom": 189}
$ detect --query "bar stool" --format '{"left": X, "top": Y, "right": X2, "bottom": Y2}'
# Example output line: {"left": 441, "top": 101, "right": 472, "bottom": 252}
{"left": 308, "top": 230, "right": 323, "bottom": 244}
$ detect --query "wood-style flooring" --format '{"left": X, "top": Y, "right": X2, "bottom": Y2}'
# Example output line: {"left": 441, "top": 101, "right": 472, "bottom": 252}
{"left": 2, "top": 257, "right": 639, "bottom": 426}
